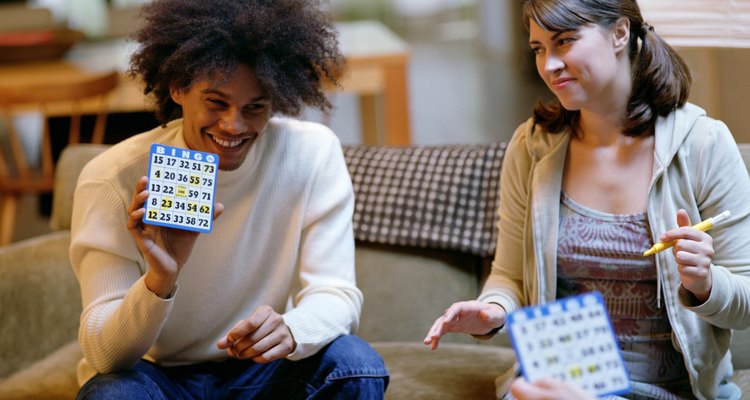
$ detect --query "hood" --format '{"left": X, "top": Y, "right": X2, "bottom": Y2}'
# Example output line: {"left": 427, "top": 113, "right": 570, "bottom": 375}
{"left": 521, "top": 102, "right": 708, "bottom": 166}
{"left": 523, "top": 118, "right": 571, "bottom": 163}
{"left": 653, "top": 102, "right": 707, "bottom": 170}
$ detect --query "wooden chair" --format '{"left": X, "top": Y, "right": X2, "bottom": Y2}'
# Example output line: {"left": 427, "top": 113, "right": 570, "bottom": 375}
{"left": 0, "top": 4, "right": 53, "bottom": 33}
{"left": 0, "top": 70, "right": 119, "bottom": 245}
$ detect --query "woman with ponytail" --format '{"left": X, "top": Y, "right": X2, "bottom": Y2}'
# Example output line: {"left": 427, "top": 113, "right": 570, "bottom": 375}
{"left": 425, "top": 1, "right": 750, "bottom": 399}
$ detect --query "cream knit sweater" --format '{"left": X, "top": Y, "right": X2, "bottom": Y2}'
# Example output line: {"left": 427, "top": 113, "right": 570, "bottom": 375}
{"left": 70, "top": 117, "right": 361, "bottom": 385}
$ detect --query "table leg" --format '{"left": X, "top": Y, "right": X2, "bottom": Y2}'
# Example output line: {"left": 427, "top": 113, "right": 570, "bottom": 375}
{"left": 383, "top": 63, "right": 411, "bottom": 146}
{"left": 0, "top": 195, "right": 18, "bottom": 246}
{"left": 359, "top": 94, "right": 379, "bottom": 145}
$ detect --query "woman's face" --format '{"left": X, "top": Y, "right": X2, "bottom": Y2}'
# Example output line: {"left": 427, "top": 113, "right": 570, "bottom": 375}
{"left": 528, "top": 18, "right": 631, "bottom": 113}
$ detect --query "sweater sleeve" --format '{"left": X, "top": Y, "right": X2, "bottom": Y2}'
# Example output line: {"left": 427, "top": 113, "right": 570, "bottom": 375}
{"left": 70, "top": 176, "right": 174, "bottom": 375}
{"left": 282, "top": 134, "right": 362, "bottom": 360}
{"left": 677, "top": 118, "right": 750, "bottom": 330}
{"left": 477, "top": 121, "right": 533, "bottom": 319}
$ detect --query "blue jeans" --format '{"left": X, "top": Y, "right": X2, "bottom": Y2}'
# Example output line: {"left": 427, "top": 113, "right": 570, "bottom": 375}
{"left": 77, "top": 335, "right": 389, "bottom": 400}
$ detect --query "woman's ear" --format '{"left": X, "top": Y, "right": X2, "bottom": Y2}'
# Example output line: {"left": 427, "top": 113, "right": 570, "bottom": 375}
{"left": 612, "top": 17, "right": 630, "bottom": 52}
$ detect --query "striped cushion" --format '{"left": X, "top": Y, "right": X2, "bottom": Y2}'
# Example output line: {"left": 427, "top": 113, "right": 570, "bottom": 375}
{"left": 342, "top": 143, "right": 506, "bottom": 257}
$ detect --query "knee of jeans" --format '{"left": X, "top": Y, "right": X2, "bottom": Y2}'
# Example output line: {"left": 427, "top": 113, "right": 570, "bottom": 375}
{"left": 78, "top": 373, "right": 155, "bottom": 400}
{"left": 321, "top": 335, "right": 388, "bottom": 378}
{"left": 77, "top": 364, "right": 166, "bottom": 400}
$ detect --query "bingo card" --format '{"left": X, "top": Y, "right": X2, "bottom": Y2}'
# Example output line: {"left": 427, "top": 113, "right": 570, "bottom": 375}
{"left": 143, "top": 144, "right": 219, "bottom": 233}
{"left": 507, "top": 292, "right": 631, "bottom": 397}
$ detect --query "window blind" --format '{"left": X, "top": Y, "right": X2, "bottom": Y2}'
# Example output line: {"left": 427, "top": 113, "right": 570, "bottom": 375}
{"left": 639, "top": 0, "right": 750, "bottom": 48}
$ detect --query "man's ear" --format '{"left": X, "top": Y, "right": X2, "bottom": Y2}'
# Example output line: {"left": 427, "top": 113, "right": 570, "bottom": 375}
{"left": 170, "top": 86, "right": 183, "bottom": 105}
{"left": 612, "top": 17, "right": 630, "bottom": 52}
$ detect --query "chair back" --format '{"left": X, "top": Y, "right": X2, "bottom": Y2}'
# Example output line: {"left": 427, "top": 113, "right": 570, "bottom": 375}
{"left": 0, "top": 70, "right": 118, "bottom": 245}
{"left": 0, "top": 5, "right": 53, "bottom": 33}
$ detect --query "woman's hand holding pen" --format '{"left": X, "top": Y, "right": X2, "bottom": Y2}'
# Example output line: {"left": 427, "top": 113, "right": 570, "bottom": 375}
{"left": 660, "top": 209, "right": 715, "bottom": 302}
{"left": 127, "top": 176, "right": 224, "bottom": 298}
{"left": 423, "top": 301, "right": 506, "bottom": 350}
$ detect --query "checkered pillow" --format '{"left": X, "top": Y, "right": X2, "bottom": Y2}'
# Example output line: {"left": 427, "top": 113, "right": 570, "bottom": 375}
{"left": 343, "top": 143, "right": 506, "bottom": 257}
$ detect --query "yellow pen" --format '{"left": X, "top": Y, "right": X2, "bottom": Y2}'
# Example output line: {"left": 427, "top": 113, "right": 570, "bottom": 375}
{"left": 643, "top": 210, "right": 731, "bottom": 257}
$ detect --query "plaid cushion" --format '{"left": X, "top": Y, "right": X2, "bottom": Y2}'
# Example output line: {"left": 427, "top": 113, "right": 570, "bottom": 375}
{"left": 343, "top": 143, "right": 506, "bottom": 257}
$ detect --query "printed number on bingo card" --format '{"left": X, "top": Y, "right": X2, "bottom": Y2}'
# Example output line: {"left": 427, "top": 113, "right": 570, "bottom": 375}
{"left": 506, "top": 292, "right": 631, "bottom": 397}
{"left": 143, "top": 144, "right": 219, "bottom": 233}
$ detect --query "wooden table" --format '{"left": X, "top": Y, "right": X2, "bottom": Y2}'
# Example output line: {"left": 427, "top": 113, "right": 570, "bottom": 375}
{"left": 0, "top": 20, "right": 411, "bottom": 145}
{"left": 336, "top": 20, "right": 411, "bottom": 145}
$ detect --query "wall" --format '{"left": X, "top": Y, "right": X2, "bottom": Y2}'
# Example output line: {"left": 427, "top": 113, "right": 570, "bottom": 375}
{"left": 679, "top": 48, "right": 750, "bottom": 143}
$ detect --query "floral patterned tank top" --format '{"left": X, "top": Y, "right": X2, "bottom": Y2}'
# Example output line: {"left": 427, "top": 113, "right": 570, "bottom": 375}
{"left": 557, "top": 192, "right": 694, "bottom": 399}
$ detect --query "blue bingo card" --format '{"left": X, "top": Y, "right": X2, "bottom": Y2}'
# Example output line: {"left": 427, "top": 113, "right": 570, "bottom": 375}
{"left": 143, "top": 144, "right": 219, "bottom": 233}
{"left": 507, "top": 292, "right": 630, "bottom": 397}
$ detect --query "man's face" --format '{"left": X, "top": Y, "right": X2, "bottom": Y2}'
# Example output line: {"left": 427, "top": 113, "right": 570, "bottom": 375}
{"left": 171, "top": 64, "right": 272, "bottom": 171}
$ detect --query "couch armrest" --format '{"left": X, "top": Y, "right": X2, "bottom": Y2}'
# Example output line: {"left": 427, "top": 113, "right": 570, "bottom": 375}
{"left": 51, "top": 144, "right": 111, "bottom": 231}
{"left": 732, "top": 327, "right": 750, "bottom": 370}
{"left": 0, "top": 232, "right": 81, "bottom": 379}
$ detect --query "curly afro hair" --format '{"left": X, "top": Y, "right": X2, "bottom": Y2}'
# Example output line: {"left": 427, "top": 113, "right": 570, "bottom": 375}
{"left": 129, "top": 0, "right": 344, "bottom": 124}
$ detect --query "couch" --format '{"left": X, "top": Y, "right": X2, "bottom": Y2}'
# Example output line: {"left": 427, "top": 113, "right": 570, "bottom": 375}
{"left": 3, "top": 142, "right": 750, "bottom": 400}
{"left": 0, "top": 142, "right": 515, "bottom": 400}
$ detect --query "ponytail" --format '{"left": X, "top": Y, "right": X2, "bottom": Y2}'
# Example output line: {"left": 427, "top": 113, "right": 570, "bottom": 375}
{"left": 625, "top": 23, "right": 692, "bottom": 136}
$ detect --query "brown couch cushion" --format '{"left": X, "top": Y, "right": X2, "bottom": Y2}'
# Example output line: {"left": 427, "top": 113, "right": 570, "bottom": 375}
{"left": 355, "top": 243, "right": 485, "bottom": 344}
{"left": 0, "top": 340, "right": 81, "bottom": 400}
{"left": 375, "top": 342, "right": 515, "bottom": 400}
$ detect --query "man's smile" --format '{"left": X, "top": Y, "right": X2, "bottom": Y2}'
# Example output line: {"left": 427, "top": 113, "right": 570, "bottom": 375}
{"left": 210, "top": 135, "right": 246, "bottom": 149}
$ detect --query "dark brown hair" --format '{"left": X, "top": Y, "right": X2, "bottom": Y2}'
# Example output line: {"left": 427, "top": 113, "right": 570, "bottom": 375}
{"left": 129, "top": 0, "right": 344, "bottom": 125}
{"left": 522, "top": 0, "right": 692, "bottom": 136}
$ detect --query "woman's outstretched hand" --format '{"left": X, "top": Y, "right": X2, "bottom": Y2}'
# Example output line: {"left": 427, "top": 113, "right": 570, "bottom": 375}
{"left": 423, "top": 300, "right": 506, "bottom": 350}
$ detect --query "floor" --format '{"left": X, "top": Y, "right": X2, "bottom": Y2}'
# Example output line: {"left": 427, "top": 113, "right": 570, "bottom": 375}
{"left": 8, "top": 16, "right": 549, "bottom": 244}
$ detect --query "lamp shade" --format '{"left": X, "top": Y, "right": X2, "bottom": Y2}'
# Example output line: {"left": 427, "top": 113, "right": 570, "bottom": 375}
{"left": 639, "top": 0, "right": 750, "bottom": 48}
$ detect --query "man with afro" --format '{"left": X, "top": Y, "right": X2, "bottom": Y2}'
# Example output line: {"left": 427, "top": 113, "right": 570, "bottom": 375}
{"left": 69, "top": 0, "right": 389, "bottom": 398}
